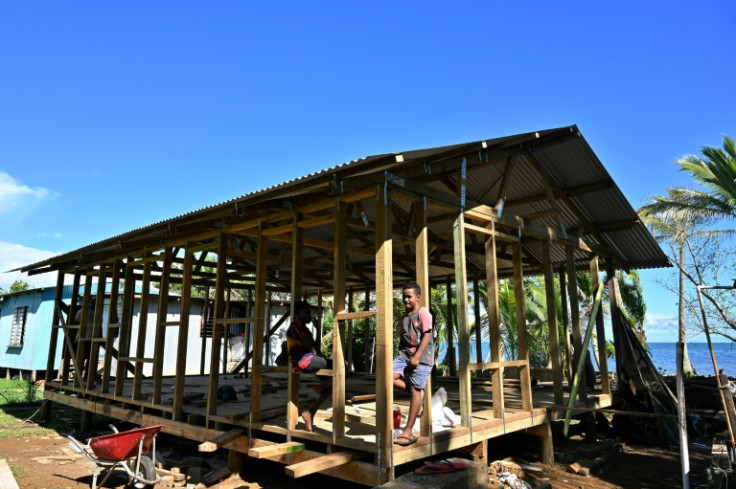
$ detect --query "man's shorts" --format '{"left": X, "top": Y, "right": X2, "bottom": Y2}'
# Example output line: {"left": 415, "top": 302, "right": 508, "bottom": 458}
{"left": 393, "top": 356, "right": 432, "bottom": 390}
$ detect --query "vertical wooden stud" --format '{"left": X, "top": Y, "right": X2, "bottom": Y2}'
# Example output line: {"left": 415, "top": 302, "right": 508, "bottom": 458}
{"left": 287, "top": 214, "right": 303, "bottom": 431}
{"left": 62, "top": 271, "right": 81, "bottom": 388}
{"left": 173, "top": 248, "right": 193, "bottom": 420}
{"left": 41, "top": 271, "right": 66, "bottom": 420}
{"left": 101, "top": 259, "right": 122, "bottom": 393}
{"left": 590, "top": 256, "right": 610, "bottom": 395}
{"left": 86, "top": 265, "right": 108, "bottom": 391}
{"left": 473, "top": 279, "right": 482, "bottom": 364}
{"left": 250, "top": 225, "right": 268, "bottom": 421}
{"left": 152, "top": 248, "right": 173, "bottom": 405}
{"left": 445, "top": 279, "right": 456, "bottom": 376}
{"left": 332, "top": 199, "right": 347, "bottom": 442}
{"left": 559, "top": 265, "right": 573, "bottom": 382}
{"left": 513, "top": 243, "right": 532, "bottom": 412}
{"left": 542, "top": 240, "right": 564, "bottom": 405}
{"left": 484, "top": 222, "right": 503, "bottom": 419}
{"left": 200, "top": 287, "right": 210, "bottom": 375}
{"left": 133, "top": 260, "right": 152, "bottom": 400}
{"left": 414, "top": 196, "right": 432, "bottom": 436}
{"left": 375, "top": 183, "right": 393, "bottom": 468}
{"left": 207, "top": 235, "right": 229, "bottom": 421}
{"left": 566, "top": 246, "right": 587, "bottom": 401}
{"left": 363, "top": 287, "right": 371, "bottom": 373}
{"left": 115, "top": 261, "right": 135, "bottom": 397}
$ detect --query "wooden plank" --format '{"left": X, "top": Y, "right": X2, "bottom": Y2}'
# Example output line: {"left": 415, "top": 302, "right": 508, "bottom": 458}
{"left": 101, "top": 259, "right": 122, "bottom": 393}
{"left": 173, "top": 249, "right": 193, "bottom": 421}
{"left": 86, "top": 265, "right": 108, "bottom": 391}
{"left": 250, "top": 226, "right": 268, "bottom": 421}
{"left": 41, "top": 271, "right": 66, "bottom": 420}
{"left": 590, "top": 256, "right": 610, "bottom": 395}
{"left": 415, "top": 196, "right": 432, "bottom": 436}
{"left": 374, "top": 183, "right": 393, "bottom": 468}
{"left": 542, "top": 239, "right": 564, "bottom": 405}
{"left": 463, "top": 222, "right": 520, "bottom": 243}
{"left": 559, "top": 265, "right": 573, "bottom": 383}
{"left": 206, "top": 235, "right": 228, "bottom": 418}
{"left": 454, "top": 214, "right": 473, "bottom": 427}
{"left": 133, "top": 260, "right": 152, "bottom": 400}
{"left": 513, "top": 243, "right": 533, "bottom": 412}
{"left": 61, "top": 271, "right": 82, "bottom": 388}
{"left": 446, "top": 278, "right": 456, "bottom": 376}
{"left": 334, "top": 311, "right": 376, "bottom": 321}
{"left": 153, "top": 248, "right": 173, "bottom": 405}
{"left": 484, "top": 220, "right": 503, "bottom": 419}
{"left": 288, "top": 214, "right": 302, "bottom": 430}
{"left": 285, "top": 451, "right": 360, "bottom": 479}
{"left": 363, "top": 287, "right": 371, "bottom": 373}
{"left": 566, "top": 245, "right": 586, "bottom": 401}
{"left": 248, "top": 442, "right": 305, "bottom": 459}
{"left": 473, "top": 279, "right": 482, "bottom": 364}
{"left": 332, "top": 199, "right": 347, "bottom": 442}
{"left": 198, "top": 428, "right": 245, "bottom": 452}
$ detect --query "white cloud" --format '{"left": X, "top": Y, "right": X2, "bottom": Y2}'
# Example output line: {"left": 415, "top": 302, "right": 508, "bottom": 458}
{"left": 0, "top": 172, "right": 51, "bottom": 219}
{"left": 0, "top": 241, "right": 59, "bottom": 291}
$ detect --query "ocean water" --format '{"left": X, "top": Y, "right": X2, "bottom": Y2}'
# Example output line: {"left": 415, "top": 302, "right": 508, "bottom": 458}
{"left": 442, "top": 341, "right": 736, "bottom": 376}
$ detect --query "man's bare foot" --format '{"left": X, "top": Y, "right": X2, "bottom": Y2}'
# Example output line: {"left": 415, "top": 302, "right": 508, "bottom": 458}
{"left": 301, "top": 410, "right": 314, "bottom": 432}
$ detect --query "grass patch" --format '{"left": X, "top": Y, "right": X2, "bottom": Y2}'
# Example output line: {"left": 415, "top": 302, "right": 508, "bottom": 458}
{"left": 0, "top": 379, "right": 42, "bottom": 406}
{"left": 10, "top": 464, "right": 25, "bottom": 479}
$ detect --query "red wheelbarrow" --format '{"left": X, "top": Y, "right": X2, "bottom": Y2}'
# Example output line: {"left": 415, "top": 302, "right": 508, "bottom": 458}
{"left": 64, "top": 424, "right": 163, "bottom": 489}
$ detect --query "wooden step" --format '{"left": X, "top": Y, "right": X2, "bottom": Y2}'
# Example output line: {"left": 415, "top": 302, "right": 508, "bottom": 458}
{"left": 248, "top": 442, "right": 305, "bottom": 459}
{"left": 285, "top": 451, "right": 360, "bottom": 478}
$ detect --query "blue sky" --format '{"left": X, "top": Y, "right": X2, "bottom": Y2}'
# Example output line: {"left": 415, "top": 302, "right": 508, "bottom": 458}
{"left": 1, "top": 2, "right": 735, "bottom": 342}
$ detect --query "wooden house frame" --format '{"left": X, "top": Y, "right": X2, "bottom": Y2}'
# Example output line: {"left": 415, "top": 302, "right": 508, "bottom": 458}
{"left": 20, "top": 126, "right": 668, "bottom": 485}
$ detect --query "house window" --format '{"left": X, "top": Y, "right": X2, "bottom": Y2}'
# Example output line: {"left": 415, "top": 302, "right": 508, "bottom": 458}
{"left": 9, "top": 306, "right": 28, "bottom": 347}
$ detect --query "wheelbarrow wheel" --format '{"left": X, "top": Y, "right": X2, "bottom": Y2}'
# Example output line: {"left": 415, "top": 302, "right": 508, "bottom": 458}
{"left": 128, "top": 455, "right": 156, "bottom": 489}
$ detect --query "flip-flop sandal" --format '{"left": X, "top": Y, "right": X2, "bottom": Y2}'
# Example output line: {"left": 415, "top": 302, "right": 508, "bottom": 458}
{"left": 423, "top": 460, "right": 467, "bottom": 471}
{"left": 393, "top": 435, "right": 418, "bottom": 446}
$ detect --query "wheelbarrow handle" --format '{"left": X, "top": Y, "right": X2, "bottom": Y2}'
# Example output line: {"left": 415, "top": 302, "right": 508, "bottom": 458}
{"left": 61, "top": 433, "right": 100, "bottom": 464}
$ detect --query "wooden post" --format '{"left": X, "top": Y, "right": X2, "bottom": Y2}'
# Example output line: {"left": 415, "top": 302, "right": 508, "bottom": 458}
{"left": 484, "top": 221, "right": 503, "bottom": 419}
{"left": 347, "top": 287, "right": 354, "bottom": 372}
{"left": 606, "top": 260, "right": 621, "bottom": 393}
{"left": 542, "top": 240, "right": 564, "bottom": 405}
{"left": 173, "top": 248, "right": 193, "bottom": 421}
{"left": 250, "top": 226, "right": 269, "bottom": 422}
{"left": 566, "top": 245, "right": 586, "bottom": 401}
{"left": 455, "top": 212, "right": 474, "bottom": 426}
{"left": 473, "top": 279, "right": 482, "bottom": 364}
{"left": 375, "top": 183, "right": 393, "bottom": 469}
{"left": 332, "top": 199, "right": 347, "bottom": 442}
{"left": 414, "top": 196, "right": 432, "bottom": 436}
{"left": 114, "top": 262, "right": 135, "bottom": 397}
{"left": 589, "top": 256, "right": 610, "bottom": 395}
{"left": 445, "top": 279, "right": 456, "bottom": 376}
{"left": 86, "top": 265, "right": 108, "bottom": 391}
{"left": 513, "top": 242, "right": 532, "bottom": 412}
{"left": 363, "top": 287, "right": 371, "bottom": 373}
{"left": 287, "top": 213, "right": 303, "bottom": 432}
{"left": 223, "top": 288, "right": 231, "bottom": 374}
{"left": 133, "top": 259, "right": 151, "bottom": 400}
{"left": 101, "top": 259, "right": 122, "bottom": 393}
{"left": 41, "top": 271, "right": 65, "bottom": 421}
{"left": 207, "top": 235, "right": 229, "bottom": 421}
{"left": 200, "top": 287, "right": 210, "bottom": 375}
{"left": 152, "top": 248, "right": 173, "bottom": 405}
{"left": 61, "top": 271, "right": 81, "bottom": 387}
{"left": 559, "top": 265, "right": 573, "bottom": 382}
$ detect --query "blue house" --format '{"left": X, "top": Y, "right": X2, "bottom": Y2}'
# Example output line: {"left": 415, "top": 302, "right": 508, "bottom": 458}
{"left": 0, "top": 286, "right": 69, "bottom": 380}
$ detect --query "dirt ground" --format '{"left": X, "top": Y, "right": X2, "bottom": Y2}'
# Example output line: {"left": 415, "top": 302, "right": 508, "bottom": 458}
{"left": 0, "top": 426, "right": 717, "bottom": 489}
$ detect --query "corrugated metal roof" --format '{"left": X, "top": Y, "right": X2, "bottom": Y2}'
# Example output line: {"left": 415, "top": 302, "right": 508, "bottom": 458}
{"left": 17, "top": 125, "right": 669, "bottom": 278}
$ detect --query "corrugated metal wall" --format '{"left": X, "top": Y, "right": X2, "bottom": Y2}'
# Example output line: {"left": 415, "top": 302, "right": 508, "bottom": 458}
{"left": 0, "top": 286, "right": 70, "bottom": 372}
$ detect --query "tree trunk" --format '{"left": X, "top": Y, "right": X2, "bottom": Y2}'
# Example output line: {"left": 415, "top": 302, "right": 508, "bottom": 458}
{"left": 678, "top": 242, "right": 696, "bottom": 375}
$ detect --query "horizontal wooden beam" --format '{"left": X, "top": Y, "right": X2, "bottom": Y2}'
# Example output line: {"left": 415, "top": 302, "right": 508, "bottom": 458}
{"left": 285, "top": 451, "right": 361, "bottom": 478}
{"left": 198, "top": 428, "right": 246, "bottom": 452}
{"left": 248, "top": 442, "right": 305, "bottom": 459}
